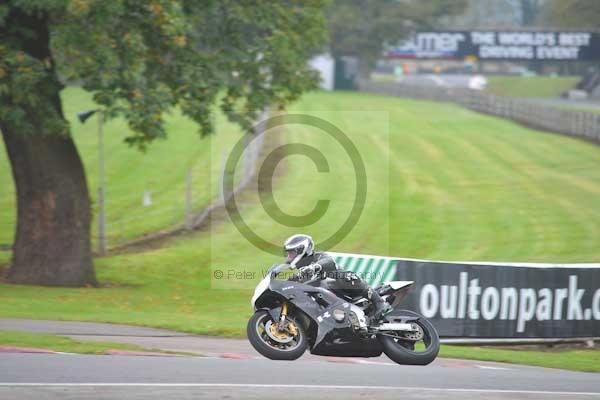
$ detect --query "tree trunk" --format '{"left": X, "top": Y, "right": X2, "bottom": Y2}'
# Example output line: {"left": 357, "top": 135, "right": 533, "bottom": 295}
{"left": 0, "top": 8, "right": 96, "bottom": 286}
{"left": 1, "top": 126, "right": 96, "bottom": 286}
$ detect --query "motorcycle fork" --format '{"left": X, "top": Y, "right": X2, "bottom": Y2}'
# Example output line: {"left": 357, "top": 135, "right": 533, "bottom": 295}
{"left": 278, "top": 302, "right": 288, "bottom": 331}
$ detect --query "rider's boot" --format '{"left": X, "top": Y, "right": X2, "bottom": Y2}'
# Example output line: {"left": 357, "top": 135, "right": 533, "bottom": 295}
{"left": 368, "top": 289, "right": 392, "bottom": 323}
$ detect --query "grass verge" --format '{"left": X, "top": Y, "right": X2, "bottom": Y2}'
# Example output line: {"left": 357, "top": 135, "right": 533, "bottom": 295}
{"left": 0, "top": 330, "right": 180, "bottom": 355}
{"left": 485, "top": 76, "right": 579, "bottom": 98}
{"left": 441, "top": 345, "right": 600, "bottom": 373}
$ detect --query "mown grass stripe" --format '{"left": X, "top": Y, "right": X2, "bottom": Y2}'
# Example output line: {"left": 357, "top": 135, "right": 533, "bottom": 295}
{"left": 473, "top": 132, "right": 568, "bottom": 258}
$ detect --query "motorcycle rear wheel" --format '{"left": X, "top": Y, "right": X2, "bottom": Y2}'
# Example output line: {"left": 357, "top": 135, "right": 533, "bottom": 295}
{"left": 379, "top": 314, "right": 440, "bottom": 366}
{"left": 247, "top": 310, "right": 307, "bottom": 360}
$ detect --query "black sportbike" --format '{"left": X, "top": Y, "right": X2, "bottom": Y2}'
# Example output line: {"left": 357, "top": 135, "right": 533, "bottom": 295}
{"left": 248, "top": 263, "right": 440, "bottom": 365}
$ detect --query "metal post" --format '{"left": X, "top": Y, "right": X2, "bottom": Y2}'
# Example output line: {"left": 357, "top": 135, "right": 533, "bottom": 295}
{"left": 220, "top": 150, "right": 227, "bottom": 204}
{"left": 97, "top": 111, "right": 107, "bottom": 255}
{"left": 185, "top": 168, "right": 193, "bottom": 230}
{"left": 243, "top": 133, "right": 252, "bottom": 185}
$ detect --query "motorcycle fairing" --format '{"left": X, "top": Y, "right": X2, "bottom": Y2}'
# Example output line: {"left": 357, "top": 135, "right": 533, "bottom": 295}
{"left": 267, "top": 279, "right": 353, "bottom": 348}
{"left": 310, "top": 336, "right": 383, "bottom": 358}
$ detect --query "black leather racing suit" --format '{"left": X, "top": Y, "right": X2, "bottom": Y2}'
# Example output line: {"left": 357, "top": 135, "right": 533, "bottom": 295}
{"left": 291, "top": 252, "right": 387, "bottom": 318}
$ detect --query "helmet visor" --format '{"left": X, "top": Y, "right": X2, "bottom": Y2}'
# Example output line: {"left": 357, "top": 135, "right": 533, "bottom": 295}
{"left": 285, "top": 249, "right": 298, "bottom": 263}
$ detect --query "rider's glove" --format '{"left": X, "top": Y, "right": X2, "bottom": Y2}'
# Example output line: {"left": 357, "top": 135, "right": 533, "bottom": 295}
{"left": 297, "top": 263, "right": 322, "bottom": 279}
{"left": 298, "top": 265, "right": 314, "bottom": 277}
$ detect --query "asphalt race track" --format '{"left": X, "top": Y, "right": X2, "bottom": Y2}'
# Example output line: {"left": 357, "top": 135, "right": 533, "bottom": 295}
{"left": 2, "top": 353, "right": 600, "bottom": 400}
{"left": 1, "top": 320, "right": 599, "bottom": 400}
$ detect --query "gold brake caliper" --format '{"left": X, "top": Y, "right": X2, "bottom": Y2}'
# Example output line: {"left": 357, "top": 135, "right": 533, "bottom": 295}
{"left": 287, "top": 321, "right": 298, "bottom": 336}
{"left": 269, "top": 323, "right": 291, "bottom": 340}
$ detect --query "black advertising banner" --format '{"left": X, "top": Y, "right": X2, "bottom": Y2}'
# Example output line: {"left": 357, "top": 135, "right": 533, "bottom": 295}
{"left": 386, "top": 31, "right": 600, "bottom": 61}
{"left": 395, "top": 260, "right": 600, "bottom": 338}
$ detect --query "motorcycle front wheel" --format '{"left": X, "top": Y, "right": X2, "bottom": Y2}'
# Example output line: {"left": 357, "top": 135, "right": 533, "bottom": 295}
{"left": 247, "top": 310, "right": 307, "bottom": 360}
{"left": 378, "top": 313, "right": 440, "bottom": 366}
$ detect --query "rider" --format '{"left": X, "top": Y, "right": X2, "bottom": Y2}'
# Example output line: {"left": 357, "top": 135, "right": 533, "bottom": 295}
{"left": 283, "top": 234, "right": 391, "bottom": 322}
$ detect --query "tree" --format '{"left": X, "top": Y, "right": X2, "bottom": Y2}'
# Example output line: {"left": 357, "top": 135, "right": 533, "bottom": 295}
{"left": 542, "top": 0, "right": 600, "bottom": 29}
{"left": 0, "top": 1, "right": 327, "bottom": 286}
{"left": 519, "top": 0, "right": 543, "bottom": 26}
{"left": 327, "top": 0, "right": 467, "bottom": 77}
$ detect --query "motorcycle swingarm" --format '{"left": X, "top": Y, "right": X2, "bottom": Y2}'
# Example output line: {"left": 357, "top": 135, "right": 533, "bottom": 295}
{"left": 386, "top": 315, "right": 419, "bottom": 323}
{"left": 373, "top": 322, "right": 416, "bottom": 332}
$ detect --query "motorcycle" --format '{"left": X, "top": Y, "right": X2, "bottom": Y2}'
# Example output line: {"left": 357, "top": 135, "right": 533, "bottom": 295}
{"left": 247, "top": 263, "right": 440, "bottom": 365}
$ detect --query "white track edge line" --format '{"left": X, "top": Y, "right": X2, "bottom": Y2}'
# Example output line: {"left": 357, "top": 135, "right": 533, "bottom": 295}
{"left": 0, "top": 383, "right": 598, "bottom": 396}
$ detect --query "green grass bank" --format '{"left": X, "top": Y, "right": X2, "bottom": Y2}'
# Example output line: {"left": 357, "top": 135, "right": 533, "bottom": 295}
{"left": 1, "top": 89, "right": 599, "bottom": 371}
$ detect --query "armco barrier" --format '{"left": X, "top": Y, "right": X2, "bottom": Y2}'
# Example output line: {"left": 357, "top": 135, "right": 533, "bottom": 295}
{"left": 330, "top": 252, "right": 600, "bottom": 339}
{"left": 358, "top": 80, "right": 600, "bottom": 144}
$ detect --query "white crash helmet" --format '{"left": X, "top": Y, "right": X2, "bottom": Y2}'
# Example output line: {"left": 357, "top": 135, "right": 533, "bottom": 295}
{"left": 283, "top": 234, "right": 314, "bottom": 267}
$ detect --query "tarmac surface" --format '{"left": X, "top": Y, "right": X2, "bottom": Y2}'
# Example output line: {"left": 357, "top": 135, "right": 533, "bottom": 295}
{"left": 1, "top": 319, "right": 599, "bottom": 400}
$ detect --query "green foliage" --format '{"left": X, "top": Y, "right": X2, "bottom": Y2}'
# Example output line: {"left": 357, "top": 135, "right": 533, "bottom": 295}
{"left": 519, "top": 0, "right": 544, "bottom": 25}
{"left": 327, "top": 0, "right": 466, "bottom": 75}
{"left": 0, "top": 6, "right": 68, "bottom": 137}
{"left": 542, "top": 0, "right": 600, "bottom": 29}
{"left": 453, "top": 0, "right": 543, "bottom": 27}
{"left": 1, "top": 1, "right": 328, "bottom": 147}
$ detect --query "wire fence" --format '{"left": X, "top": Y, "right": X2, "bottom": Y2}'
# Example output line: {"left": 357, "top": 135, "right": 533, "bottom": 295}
{"left": 358, "top": 79, "right": 600, "bottom": 144}
{"left": 0, "top": 109, "right": 269, "bottom": 252}
{"left": 100, "top": 108, "right": 268, "bottom": 249}
{"left": 190, "top": 109, "right": 267, "bottom": 231}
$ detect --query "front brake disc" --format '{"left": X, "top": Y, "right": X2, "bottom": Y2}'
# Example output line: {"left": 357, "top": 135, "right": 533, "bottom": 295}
{"left": 265, "top": 320, "right": 294, "bottom": 343}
